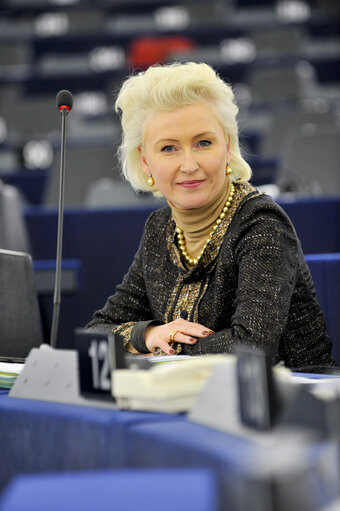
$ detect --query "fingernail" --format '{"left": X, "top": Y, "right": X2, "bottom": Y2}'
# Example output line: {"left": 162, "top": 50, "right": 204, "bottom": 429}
{"left": 189, "top": 338, "right": 197, "bottom": 343}
{"left": 202, "top": 330, "right": 211, "bottom": 336}
{"left": 169, "top": 349, "right": 175, "bottom": 355}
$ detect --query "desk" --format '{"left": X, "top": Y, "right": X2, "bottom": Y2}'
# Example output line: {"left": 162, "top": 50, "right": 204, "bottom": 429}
{"left": 0, "top": 392, "right": 179, "bottom": 492}
{"left": 1, "top": 380, "right": 339, "bottom": 510}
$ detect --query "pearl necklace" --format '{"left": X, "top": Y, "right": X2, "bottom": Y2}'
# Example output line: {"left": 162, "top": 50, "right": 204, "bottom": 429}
{"left": 176, "top": 183, "right": 235, "bottom": 267}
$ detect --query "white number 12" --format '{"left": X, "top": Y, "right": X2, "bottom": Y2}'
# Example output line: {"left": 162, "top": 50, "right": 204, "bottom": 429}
{"left": 88, "top": 339, "right": 111, "bottom": 391}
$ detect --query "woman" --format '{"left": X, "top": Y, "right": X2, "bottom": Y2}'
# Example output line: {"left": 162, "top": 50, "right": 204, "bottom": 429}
{"left": 87, "top": 62, "right": 336, "bottom": 371}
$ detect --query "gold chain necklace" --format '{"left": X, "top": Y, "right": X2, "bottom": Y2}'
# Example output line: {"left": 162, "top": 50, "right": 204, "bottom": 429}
{"left": 175, "top": 183, "right": 235, "bottom": 267}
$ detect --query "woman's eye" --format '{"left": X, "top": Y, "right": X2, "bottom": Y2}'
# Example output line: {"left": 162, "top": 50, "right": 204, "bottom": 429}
{"left": 161, "top": 145, "right": 175, "bottom": 153}
{"left": 198, "top": 140, "right": 211, "bottom": 147}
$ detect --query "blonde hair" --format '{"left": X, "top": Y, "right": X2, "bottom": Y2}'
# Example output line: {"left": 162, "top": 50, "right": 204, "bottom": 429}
{"left": 115, "top": 62, "right": 251, "bottom": 193}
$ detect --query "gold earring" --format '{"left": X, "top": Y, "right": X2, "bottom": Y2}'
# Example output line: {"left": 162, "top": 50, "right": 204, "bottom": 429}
{"left": 226, "top": 163, "right": 232, "bottom": 176}
{"left": 147, "top": 174, "right": 155, "bottom": 187}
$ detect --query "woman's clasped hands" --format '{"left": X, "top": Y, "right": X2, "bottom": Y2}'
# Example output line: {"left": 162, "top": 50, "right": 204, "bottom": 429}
{"left": 145, "top": 318, "right": 214, "bottom": 355}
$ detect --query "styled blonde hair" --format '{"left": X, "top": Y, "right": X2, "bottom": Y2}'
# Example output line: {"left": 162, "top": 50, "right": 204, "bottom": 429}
{"left": 115, "top": 62, "right": 251, "bottom": 193}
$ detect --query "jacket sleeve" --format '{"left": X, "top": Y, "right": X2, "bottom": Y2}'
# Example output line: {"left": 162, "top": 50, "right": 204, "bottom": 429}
{"left": 86, "top": 212, "right": 163, "bottom": 353}
{"left": 182, "top": 199, "right": 336, "bottom": 369}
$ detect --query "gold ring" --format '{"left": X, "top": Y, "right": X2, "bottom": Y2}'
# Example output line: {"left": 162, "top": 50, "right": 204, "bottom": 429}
{"left": 169, "top": 329, "right": 179, "bottom": 342}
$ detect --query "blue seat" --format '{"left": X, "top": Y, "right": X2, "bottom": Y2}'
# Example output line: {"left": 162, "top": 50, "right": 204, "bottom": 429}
{"left": 0, "top": 468, "right": 219, "bottom": 511}
{"left": 278, "top": 197, "right": 340, "bottom": 254}
{"left": 306, "top": 253, "right": 340, "bottom": 366}
{"left": 24, "top": 206, "right": 156, "bottom": 347}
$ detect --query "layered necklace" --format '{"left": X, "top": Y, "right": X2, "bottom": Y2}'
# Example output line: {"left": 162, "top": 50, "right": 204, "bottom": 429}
{"left": 175, "top": 182, "right": 235, "bottom": 267}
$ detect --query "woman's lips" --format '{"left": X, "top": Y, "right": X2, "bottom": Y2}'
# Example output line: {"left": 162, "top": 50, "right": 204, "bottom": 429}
{"left": 177, "top": 180, "right": 205, "bottom": 189}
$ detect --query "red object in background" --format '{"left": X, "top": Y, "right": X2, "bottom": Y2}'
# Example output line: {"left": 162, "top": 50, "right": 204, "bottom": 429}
{"left": 128, "top": 36, "right": 196, "bottom": 69}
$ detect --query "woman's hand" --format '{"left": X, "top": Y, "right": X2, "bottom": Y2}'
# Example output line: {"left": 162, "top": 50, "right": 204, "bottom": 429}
{"left": 145, "top": 318, "right": 214, "bottom": 355}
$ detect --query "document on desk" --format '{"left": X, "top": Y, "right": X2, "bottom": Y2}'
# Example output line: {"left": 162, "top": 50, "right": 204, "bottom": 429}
{"left": 289, "top": 373, "right": 340, "bottom": 400}
{"left": 0, "top": 362, "right": 24, "bottom": 389}
{"left": 113, "top": 354, "right": 231, "bottom": 413}
{"left": 146, "top": 355, "right": 192, "bottom": 365}
{"left": 290, "top": 374, "right": 340, "bottom": 384}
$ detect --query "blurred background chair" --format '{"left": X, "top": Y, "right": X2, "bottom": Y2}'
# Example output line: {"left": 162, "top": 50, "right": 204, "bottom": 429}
{"left": 85, "top": 178, "right": 166, "bottom": 209}
{"left": 0, "top": 42, "right": 32, "bottom": 67}
{"left": 250, "top": 25, "right": 304, "bottom": 57}
{"left": 245, "top": 62, "right": 314, "bottom": 108}
{"left": 259, "top": 108, "right": 336, "bottom": 159}
{"left": 0, "top": 249, "right": 43, "bottom": 360}
{"left": 0, "top": 94, "right": 60, "bottom": 139}
{"left": 0, "top": 148, "right": 19, "bottom": 174}
{"left": 276, "top": 124, "right": 340, "bottom": 195}
{"left": 43, "top": 142, "right": 120, "bottom": 207}
{"left": 0, "top": 180, "right": 31, "bottom": 253}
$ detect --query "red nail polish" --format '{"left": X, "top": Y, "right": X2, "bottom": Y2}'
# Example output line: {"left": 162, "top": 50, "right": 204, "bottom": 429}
{"left": 169, "top": 349, "right": 175, "bottom": 355}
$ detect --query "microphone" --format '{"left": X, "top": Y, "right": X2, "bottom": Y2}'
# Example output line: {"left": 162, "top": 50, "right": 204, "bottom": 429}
{"left": 50, "top": 89, "right": 73, "bottom": 349}
{"left": 56, "top": 89, "right": 73, "bottom": 113}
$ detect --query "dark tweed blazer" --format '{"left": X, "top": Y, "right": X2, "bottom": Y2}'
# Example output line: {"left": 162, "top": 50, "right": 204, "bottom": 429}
{"left": 87, "top": 183, "right": 336, "bottom": 371}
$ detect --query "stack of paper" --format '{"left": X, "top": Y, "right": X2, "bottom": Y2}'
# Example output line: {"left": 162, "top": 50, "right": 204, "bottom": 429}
{"left": 0, "top": 362, "right": 24, "bottom": 389}
{"left": 113, "top": 354, "right": 232, "bottom": 413}
{"left": 147, "top": 354, "right": 192, "bottom": 366}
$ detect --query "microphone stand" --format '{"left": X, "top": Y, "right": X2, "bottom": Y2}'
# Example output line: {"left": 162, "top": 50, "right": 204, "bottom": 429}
{"left": 50, "top": 107, "right": 68, "bottom": 349}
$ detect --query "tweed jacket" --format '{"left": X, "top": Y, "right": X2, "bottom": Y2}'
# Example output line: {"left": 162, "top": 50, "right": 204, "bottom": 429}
{"left": 87, "top": 183, "right": 336, "bottom": 371}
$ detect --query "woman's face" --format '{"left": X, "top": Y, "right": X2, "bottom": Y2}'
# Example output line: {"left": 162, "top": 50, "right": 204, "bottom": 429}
{"left": 139, "top": 103, "right": 231, "bottom": 210}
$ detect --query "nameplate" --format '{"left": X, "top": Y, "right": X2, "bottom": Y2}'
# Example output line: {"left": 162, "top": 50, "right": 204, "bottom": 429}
{"left": 236, "top": 345, "right": 278, "bottom": 429}
{"left": 9, "top": 346, "right": 117, "bottom": 409}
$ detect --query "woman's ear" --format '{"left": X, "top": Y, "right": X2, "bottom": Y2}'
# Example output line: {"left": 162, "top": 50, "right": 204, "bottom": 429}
{"left": 226, "top": 135, "right": 231, "bottom": 162}
{"left": 138, "top": 146, "right": 150, "bottom": 176}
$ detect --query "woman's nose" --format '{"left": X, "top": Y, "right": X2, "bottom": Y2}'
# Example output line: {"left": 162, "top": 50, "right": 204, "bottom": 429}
{"left": 179, "top": 150, "right": 199, "bottom": 173}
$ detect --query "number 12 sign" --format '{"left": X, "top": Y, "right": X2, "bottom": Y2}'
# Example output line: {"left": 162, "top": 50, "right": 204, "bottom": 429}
{"left": 75, "top": 329, "right": 125, "bottom": 400}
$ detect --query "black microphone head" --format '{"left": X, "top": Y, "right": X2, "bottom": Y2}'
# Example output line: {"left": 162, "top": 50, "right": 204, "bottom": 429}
{"left": 56, "top": 90, "right": 73, "bottom": 112}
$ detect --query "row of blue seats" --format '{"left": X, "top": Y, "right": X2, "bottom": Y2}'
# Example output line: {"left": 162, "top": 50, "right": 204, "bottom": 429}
{"left": 23, "top": 197, "right": 340, "bottom": 363}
